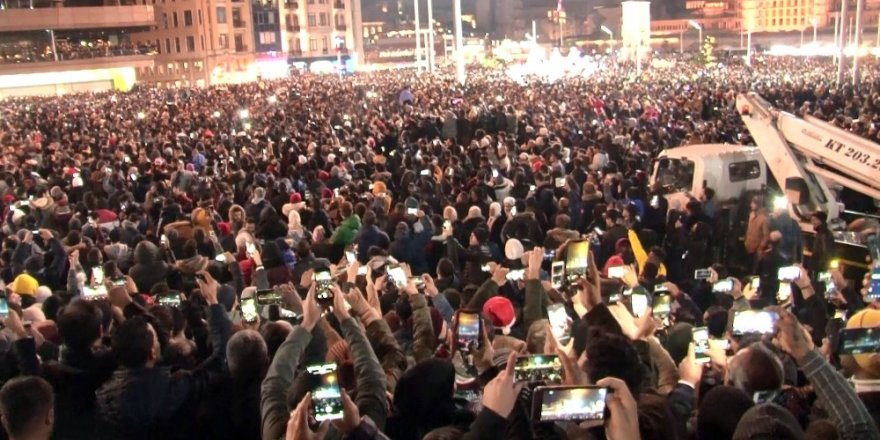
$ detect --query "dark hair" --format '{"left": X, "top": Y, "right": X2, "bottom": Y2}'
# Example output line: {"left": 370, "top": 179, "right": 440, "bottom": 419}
{"left": 261, "top": 321, "right": 293, "bottom": 360}
{"left": 437, "top": 258, "right": 455, "bottom": 279}
{"left": 0, "top": 376, "right": 54, "bottom": 438}
{"left": 112, "top": 316, "right": 155, "bottom": 369}
{"left": 57, "top": 300, "right": 103, "bottom": 351}
{"left": 585, "top": 331, "right": 644, "bottom": 396}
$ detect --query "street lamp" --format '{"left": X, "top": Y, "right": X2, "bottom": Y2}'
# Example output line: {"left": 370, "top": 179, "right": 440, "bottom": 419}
{"left": 811, "top": 16, "right": 818, "bottom": 44}
{"left": 600, "top": 25, "right": 613, "bottom": 52}
{"left": 688, "top": 19, "right": 702, "bottom": 47}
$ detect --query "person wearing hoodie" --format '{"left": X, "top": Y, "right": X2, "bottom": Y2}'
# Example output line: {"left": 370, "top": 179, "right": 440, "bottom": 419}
{"left": 500, "top": 200, "right": 543, "bottom": 248}
{"left": 354, "top": 210, "right": 390, "bottom": 263}
{"left": 457, "top": 206, "right": 485, "bottom": 249}
{"left": 256, "top": 206, "right": 287, "bottom": 242}
{"left": 129, "top": 240, "right": 172, "bottom": 293}
{"left": 578, "top": 182, "right": 604, "bottom": 232}
{"left": 260, "top": 240, "right": 293, "bottom": 286}
{"left": 329, "top": 202, "right": 361, "bottom": 248}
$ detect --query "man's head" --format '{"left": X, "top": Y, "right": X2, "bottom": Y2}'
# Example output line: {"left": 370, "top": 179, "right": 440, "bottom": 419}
{"left": 727, "top": 342, "right": 784, "bottom": 396}
{"left": 226, "top": 330, "right": 269, "bottom": 380}
{"left": 585, "top": 331, "right": 644, "bottom": 396}
{"left": 57, "top": 300, "right": 103, "bottom": 352}
{"left": 112, "top": 316, "right": 160, "bottom": 369}
{"left": 0, "top": 376, "right": 54, "bottom": 440}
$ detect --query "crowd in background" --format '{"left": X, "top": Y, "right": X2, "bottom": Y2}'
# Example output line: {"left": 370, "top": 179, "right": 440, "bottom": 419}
{"left": 0, "top": 53, "right": 876, "bottom": 440}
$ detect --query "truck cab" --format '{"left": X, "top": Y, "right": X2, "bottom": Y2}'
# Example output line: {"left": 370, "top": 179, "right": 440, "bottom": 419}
{"left": 652, "top": 144, "right": 767, "bottom": 211}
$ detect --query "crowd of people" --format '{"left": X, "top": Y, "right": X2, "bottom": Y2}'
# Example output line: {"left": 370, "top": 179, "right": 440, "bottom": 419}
{"left": 0, "top": 52, "right": 877, "bottom": 440}
{"left": 0, "top": 40, "right": 157, "bottom": 64}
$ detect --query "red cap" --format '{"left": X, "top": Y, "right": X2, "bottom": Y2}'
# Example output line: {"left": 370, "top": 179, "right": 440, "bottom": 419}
{"left": 321, "top": 187, "right": 333, "bottom": 199}
{"left": 290, "top": 192, "right": 302, "bottom": 203}
{"left": 483, "top": 296, "right": 515, "bottom": 328}
{"left": 217, "top": 222, "right": 232, "bottom": 236}
{"left": 3, "top": 194, "right": 14, "bottom": 204}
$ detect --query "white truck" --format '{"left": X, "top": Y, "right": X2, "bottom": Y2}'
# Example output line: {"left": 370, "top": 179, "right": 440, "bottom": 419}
{"left": 651, "top": 92, "right": 880, "bottom": 268}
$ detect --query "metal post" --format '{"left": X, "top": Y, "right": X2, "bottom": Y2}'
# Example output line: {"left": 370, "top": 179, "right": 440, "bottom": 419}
{"left": 849, "top": 16, "right": 854, "bottom": 47}
{"left": 853, "top": 0, "right": 865, "bottom": 88}
{"left": 453, "top": 0, "right": 464, "bottom": 85}
{"left": 49, "top": 29, "right": 58, "bottom": 61}
{"left": 837, "top": 0, "right": 848, "bottom": 85}
{"left": 414, "top": 0, "right": 421, "bottom": 71}
{"left": 427, "top": 0, "right": 434, "bottom": 71}
{"left": 679, "top": 29, "right": 683, "bottom": 53}
{"left": 834, "top": 14, "right": 839, "bottom": 64}
{"left": 558, "top": 17, "right": 563, "bottom": 47}
{"left": 532, "top": 20, "right": 537, "bottom": 44}
{"left": 747, "top": 30, "right": 752, "bottom": 66}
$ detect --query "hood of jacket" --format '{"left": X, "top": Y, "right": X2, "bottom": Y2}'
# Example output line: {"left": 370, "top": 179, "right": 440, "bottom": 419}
{"left": 133, "top": 241, "right": 160, "bottom": 265}
{"left": 548, "top": 227, "right": 580, "bottom": 243}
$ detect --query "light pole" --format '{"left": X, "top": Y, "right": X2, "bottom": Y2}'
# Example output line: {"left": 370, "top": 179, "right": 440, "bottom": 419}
{"left": 811, "top": 16, "right": 818, "bottom": 44}
{"left": 453, "top": 0, "right": 464, "bottom": 85}
{"left": 427, "top": 0, "right": 434, "bottom": 72}
{"left": 414, "top": 0, "right": 421, "bottom": 71}
{"left": 688, "top": 20, "right": 702, "bottom": 48}
{"left": 601, "top": 25, "right": 613, "bottom": 53}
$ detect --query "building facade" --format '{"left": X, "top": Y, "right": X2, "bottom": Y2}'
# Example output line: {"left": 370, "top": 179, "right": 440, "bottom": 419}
{"left": 130, "top": 0, "right": 258, "bottom": 86}
{"left": 279, "top": 0, "right": 364, "bottom": 69}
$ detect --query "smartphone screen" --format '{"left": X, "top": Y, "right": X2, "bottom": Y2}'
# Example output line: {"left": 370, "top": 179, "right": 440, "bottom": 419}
{"left": 307, "top": 363, "right": 344, "bottom": 422}
{"left": 241, "top": 297, "right": 258, "bottom": 323}
{"left": 92, "top": 267, "right": 105, "bottom": 286}
{"left": 455, "top": 311, "right": 481, "bottom": 354}
{"left": 406, "top": 207, "right": 418, "bottom": 216}
{"left": 314, "top": 270, "right": 333, "bottom": 303}
{"left": 838, "top": 327, "right": 880, "bottom": 355}
{"left": 0, "top": 297, "right": 8, "bottom": 318}
{"left": 82, "top": 284, "right": 108, "bottom": 300}
{"left": 777, "top": 266, "right": 801, "bottom": 282}
{"left": 777, "top": 283, "right": 792, "bottom": 303}
{"left": 246, "top": 242, "right": 256, "bottom": 257}
{"left": 732, "top": 310, "right": 779, "bottom": 335}
{"left": 506, "top": 269, "right": 525, "bottom": 282}
{"left": 534, "top": 386, "right": 608, "bottom": 422}
{"left": 345, "top": 251, "right": 356, "bottom": 264}
{"left": 256, "top": 289, "right": 283, "bottom": 306}
{"left": 818, "top": 271, "right": 836, "bottom": 299}
{"left": 555, "top": 177, "right": 565, "bottom": 188}
{"left": 565, "top": 240, "right": 589, "bottom": 280}
{"left": 692, "top": 326, "right": 710, "bottom": 363}
{"left": 550, "top": 261, "right": 565, "bottom": 289}
{"left": 608, "top": 266, "right": 626, "bottom": 279}
{"left": 547, "top": 303, "right": 571, "bottom": 345}
{"left": 653, "top": 293, "right": 671, "bottom": 317}
{"left": 869, "top": 268, "right": 880, "bottom": 300}
{"left": 514, "top": 355, "right": 563, "bottom": 383}
{"left": 712, "top": 279, "right": 733, "bottom": 293}
{"left": 694, "top": 269, "right": 712, "bottom": 280}
{"left": 631, "top": 292, "right": 648, "bottom": 317}
{"left": 387, "top": 266, "right": 407, "bottom": 289}
{"left": 543, "top": 249, "right": 556, "bottom": 261}
{"left": 157, "top": 294, "right": 181, "bottom": 308}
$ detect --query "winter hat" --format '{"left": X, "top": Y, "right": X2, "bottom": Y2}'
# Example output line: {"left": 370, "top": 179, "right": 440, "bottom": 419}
{"left": 732, "top": 403, "right": 804, "bottom": 440}
{"left": 505, "top": 239, "right": 524, "bottom": 260}
{"left": 483, "top": 296, "right": 515, "bottom": 328}
{"left": 697, "top": 386, "right": 755, "bottom": 440}
{"left": 10, "top": 274, "right": 38, "bottom": 296}
{"left": 371, "top": 181, "right": 387, "bottom": 196}
{"left": 664, "top": 322, "right": 695, "bottom": 365}
{"left": 290, "top": 192, "right": 302, "bottom": 203}
{"left": 846, "top": 309, "right": 880, "bottom": 370}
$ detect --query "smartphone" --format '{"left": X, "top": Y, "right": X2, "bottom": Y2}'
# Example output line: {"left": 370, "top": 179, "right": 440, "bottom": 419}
{"left": 778, "top": 265, "right": 801, "bottom": 282}
{"left": 869, "top": 268, "right": 880, "bottom": 300}
{"left": 650, "top": 195, "right": 660, "bottom": 208}
{"left": 386, "top": 265, "right": 407, "bottom": 289}
{"left": 357, "top": 266, "right": 368, "bottom": 276}
{"left": 443, "top": 220, "right": 452, "bottom": 232}
{"left": 565, "top": 240, "right": 589, "bottom": 280}
{"left": 453, "top": 388, "right": 483, "bottom": 413}
{"left": 692, "top": 326, "right": 710, "bottom": 364}
{"left": 712, "top": 279, "right": 733, "bottom": 293}
{"left": 777, "top": 283, "right": 792, "bottom": 303}
{"left": 92, "top": 267, "right": 105, "bottom": 286}
{"left": 157, "top": 294, "right": 181, "bottom": 308}
{"left": 314, "top": 269, "right": 333, "bottom": 304}
{"left": 345, "top": 250, "right": 356, "bottom": 264}
{"left": 454, "top": 310, "right": 482, "bottom": 355}
{"left": 0, "top": 297, "right": 8, "bottom": 318}
{"left": 555, "top": 177, "right": 565, "bottom": 188}
{"left": 409, "top": 276, "right": 425, "bottom": 290}
{"left": 653, "top": 292, "right": 671, "bottom": 318}
{"left": 532, "top": 386, "right": 609, "bottom": 422}
{"left": 246, "top": 242, "right": 256, "bottom": 257}
{"left": 112, "top": 278, "right": 126, "bottom": 286}
{"left": 547, "top": 303, "right": 571, "bottom": 345}
{"left": 694, "top": 268, "right": 712, "bottom": 280}
{"left": 506, "top": 269, "right": 525, "bottom": 282}
{"left": 838, "top": 327, "right": 880, "bottom": 355}
{"left": 550, "top": 261, "right": 565, "bottom": 289}
{"left": 514, "top": 354, "right": 563, "bottom": 383}
{"left": 608, "top": 266, "right": 626, "bottom": 279}
{"left": 307, "top": 363, "right": 344, "bottom": 422}
{"left": 215, "top": 254, "right": 227, "bottom": 263}
{"left": 732, "top": 310, "right": 779, "bottom": 335}
{"left": 492, "top": 168, "right": 499, "bottom": 178}
{"left": 420, "top": 169, "right": 431, "bottom": 176}
{"left": 241, "top": 297, "right": 258, "bottom": 323}
{"left": 543, "top": 249, "right": 556, "bottom": 261}
{"left": 160, "top": 234, "right": 168, "bottom": 246}
{"left": 82, "top": 285, "right": 108, "bottom": 300}
{"left": 406, "top": 207, "right": 418, "bottom": 216}
{"left": 631, "top": 292, "right": 649, "bottom": 317}
{"left": 256, "top": 289, "right": 283, "bottom": 306}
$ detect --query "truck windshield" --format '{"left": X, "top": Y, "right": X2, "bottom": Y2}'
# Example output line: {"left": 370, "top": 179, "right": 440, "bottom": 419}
{"left": 656, "top": 158, "right": 695, "bottom": 192}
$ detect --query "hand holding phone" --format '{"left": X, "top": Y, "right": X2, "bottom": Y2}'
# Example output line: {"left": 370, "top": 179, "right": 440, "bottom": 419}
{"left": 307, "top": 363, "right": 344, "bottom": 422}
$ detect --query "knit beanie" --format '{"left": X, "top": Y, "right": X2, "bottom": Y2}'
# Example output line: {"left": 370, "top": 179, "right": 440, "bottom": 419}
{"left": 697, "top": 386, "right": 755, "bottom": 440}
{"left": 733, "top": 403, "right": 804, "bottom": 440}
